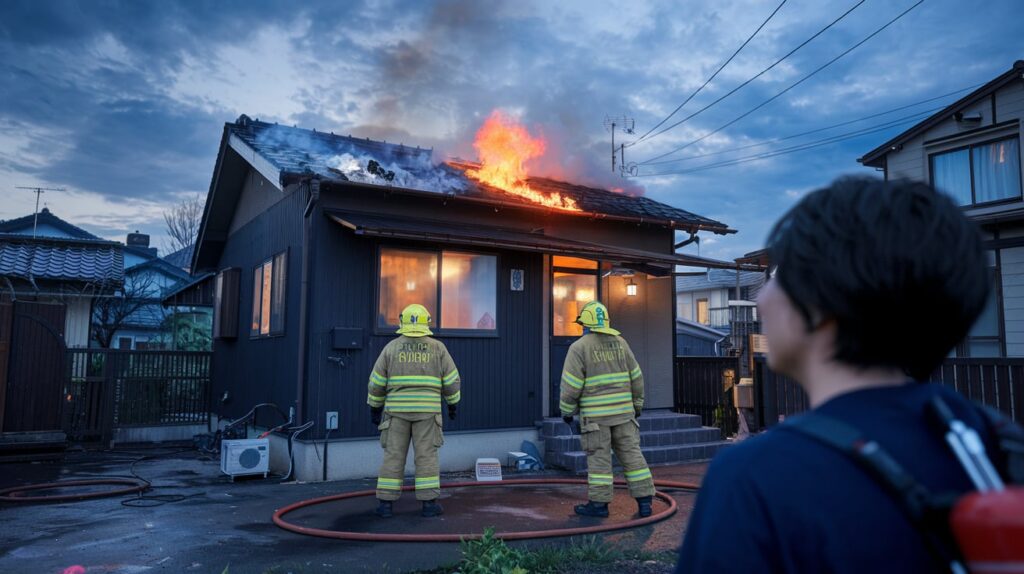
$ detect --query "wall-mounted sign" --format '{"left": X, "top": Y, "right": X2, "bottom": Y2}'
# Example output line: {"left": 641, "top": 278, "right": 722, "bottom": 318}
{"left": 750, "top": 334, "right": 769, "bottom": 354}
{"left": 510, "top": 269, "right": 524, "bottom": 291}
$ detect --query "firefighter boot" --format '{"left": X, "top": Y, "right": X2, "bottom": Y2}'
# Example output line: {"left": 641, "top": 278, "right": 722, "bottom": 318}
{"left": 421, "top": 500, "right": 444, "bottom": 517}
{"left": 375, "top": 500, "right": 394, "bottom": 518}
{"left": 574, "top": 501, "right": 610, "bottom": 518}
{"left": 636, "top": 496, "right": 653, "bottom": 517}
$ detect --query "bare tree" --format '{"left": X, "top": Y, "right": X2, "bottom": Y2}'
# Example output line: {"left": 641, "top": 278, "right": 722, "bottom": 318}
{"left": 162, "top": 194, "right": 204, "bottom": 259}
{"left": 90, "top": 272, "right": 165, "bottom": 348}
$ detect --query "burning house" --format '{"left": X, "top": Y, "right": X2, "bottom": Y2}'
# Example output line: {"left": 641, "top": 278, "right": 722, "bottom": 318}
{"left": 193, "top": 113, "right": 739, "bottom": 481}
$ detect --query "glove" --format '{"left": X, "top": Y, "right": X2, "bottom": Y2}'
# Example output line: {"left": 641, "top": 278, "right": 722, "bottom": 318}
{"left": 634, "top": 408, "right": 642, "bottom": 419}
{"left": 562, "top": 415, "right": 574, "bottom": 426}
{"left": 370, "top": 406, "right": 383, "bottom": 426}
{"left": 448, "top": 404, "right": 457, "bottom": 421}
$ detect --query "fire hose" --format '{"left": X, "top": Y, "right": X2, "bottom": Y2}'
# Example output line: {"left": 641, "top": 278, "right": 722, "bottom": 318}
{"left": 272, "top": 477, "right": 700, "bottom": 542}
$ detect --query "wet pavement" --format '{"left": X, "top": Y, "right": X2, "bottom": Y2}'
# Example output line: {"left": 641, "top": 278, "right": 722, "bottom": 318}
{"left": 0, "top": 447, "right": 708, "bottom": 573}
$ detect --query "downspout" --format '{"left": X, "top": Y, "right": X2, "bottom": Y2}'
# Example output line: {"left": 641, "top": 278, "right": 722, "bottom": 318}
{"left": 296, "top": 177, "right": 320, "bottom": 425}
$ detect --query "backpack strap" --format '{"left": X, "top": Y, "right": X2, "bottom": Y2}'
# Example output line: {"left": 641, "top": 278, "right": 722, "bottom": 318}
{"left": 782, "top": 414, "right": 965, "bottom": 574}
{"left": 974, "top": 403, "right": 1024, "bottom": 485}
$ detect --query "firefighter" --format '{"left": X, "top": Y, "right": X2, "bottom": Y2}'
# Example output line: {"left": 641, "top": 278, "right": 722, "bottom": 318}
{"left": 560, "top": 300, "right": 654, "bottom": 518}
{"left": 367, "top": 303, "right": 461, "bottom": 518}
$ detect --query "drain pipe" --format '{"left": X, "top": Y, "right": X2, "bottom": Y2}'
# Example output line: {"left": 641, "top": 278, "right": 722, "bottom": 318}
{"left": 296, "top": 178, "right": 320, "bottom": 425}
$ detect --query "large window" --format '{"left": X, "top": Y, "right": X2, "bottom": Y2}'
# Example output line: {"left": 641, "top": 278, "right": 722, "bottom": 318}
{"left": 552, "top": 272, "right": 597, "bottom": 336}
{"left": 960, "top": 251, "right": 1002, "bottom": 358}
{"left": 931, "top": 137, "right": 1021, "bottom": 206}
{"left": 251, "top": 251, "right": 287, "bottom": 337}
{"left": 378, "top": 248, "right": 497, "bottom": 332}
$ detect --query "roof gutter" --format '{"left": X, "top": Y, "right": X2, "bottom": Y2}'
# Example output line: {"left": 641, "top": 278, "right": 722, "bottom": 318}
{"left": 290, "top": 174, "right": 737, "bottom": 236}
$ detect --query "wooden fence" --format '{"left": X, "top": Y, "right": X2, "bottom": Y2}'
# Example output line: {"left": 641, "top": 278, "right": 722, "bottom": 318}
{"left": 65, "top": 349, "right": 212, "bottom": 442}
{"left": 673, "top": 356, "right": 739, "bottom": 436}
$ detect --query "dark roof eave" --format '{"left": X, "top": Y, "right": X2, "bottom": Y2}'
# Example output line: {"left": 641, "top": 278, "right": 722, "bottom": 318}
{"left": 858, "top": 60, "right": 1024, "bottom": 166}
{"left": 300, "top": 173, "right": 737, "bottom": 235}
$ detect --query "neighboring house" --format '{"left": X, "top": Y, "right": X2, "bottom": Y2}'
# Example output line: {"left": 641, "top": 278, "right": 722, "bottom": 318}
{"left": 164, "top": 244, "right": 194, "bottom": 272}
{"left": 192, "top": 114, "right": 740, "bottom": 480}
{"left": 676, "top": 318, "right": 729, "bottom": 357}
{"left": 675, "top": 269, "right": 764, "bottom": 330}
{"left": 0, "top": 233, "right": 122, "bottom": 434}
{"left": 859, "top": 60, "right": 1024, "bottom": 358}
{"left": 0, "top": 209, "right": 191, "bottom": 349}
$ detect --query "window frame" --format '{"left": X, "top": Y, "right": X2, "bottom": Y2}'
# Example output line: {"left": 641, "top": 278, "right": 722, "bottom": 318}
{"left": 696, "top": 298, "right": 710, "bottom": 325}
{"left": 929, "top": 135, "right": 1023, "bottom": 208}
{"left": 250, "top": 249, "right": 288, "bottom": 339}
{"left": 550, "top": 256, "right": 602, "bottom": 339}
{"left": 374, "top": 244, "right": 500, "bottom": 338}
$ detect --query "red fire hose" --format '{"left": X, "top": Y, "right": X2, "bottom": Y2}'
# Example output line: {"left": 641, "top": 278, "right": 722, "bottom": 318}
{"left": 0, "top": 478, "right": 148, "bottom": 503}
{"left": 272, "top": 477, "right": 700, "bottom": 542}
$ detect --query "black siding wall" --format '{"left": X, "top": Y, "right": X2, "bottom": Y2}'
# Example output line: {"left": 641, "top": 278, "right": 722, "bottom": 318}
{"left": 304, "top": 216, "right": 544, "bottom": 439}
{"left": 212, "top": 186, "right": 306, "bottom": 423}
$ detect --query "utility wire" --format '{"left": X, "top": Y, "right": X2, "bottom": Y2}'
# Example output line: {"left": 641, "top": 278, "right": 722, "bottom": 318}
{"left": 642, "top": 81, "right": 982, "bottom": 167}
{"left": 634, "top": 108, "right": 935, "bottom": 177}
{"left": 638, "top": 0, "right": 926, "bottom": 165}
{"left": 632, "top": 0, "right": 787, "bottom": 145}
{"left": 631, "top": 0, "right": 867, "bottom": 148}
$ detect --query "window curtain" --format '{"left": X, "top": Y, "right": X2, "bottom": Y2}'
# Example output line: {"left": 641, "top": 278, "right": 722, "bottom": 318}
{"left": 972, "top": 138, "right": 1021, "bottom": 204}
{"left": 932, "top": 148, "right": 972, "bottom": 205}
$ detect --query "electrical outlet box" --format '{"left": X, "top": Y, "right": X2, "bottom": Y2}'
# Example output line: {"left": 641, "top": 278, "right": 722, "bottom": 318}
{"left": 326, "top": 411, "right": 339, "bottom": 430}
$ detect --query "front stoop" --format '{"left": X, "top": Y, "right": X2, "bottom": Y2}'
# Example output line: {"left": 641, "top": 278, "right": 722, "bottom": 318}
{"left": 538, "top": 413, "right": 730, "bottom": 473}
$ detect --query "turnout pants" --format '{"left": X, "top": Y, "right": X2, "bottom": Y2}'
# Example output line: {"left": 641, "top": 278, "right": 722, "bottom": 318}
{"left": 376, "top": 412, "right": 444, "bottom": 501}
{"left": 580, "top": 416, "right": 654, "bottom": 503}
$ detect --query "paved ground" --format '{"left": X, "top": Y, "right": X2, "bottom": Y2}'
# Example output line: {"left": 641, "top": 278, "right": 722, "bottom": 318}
{"left": 0, "top": 447, "right": 708, "bottom": 574}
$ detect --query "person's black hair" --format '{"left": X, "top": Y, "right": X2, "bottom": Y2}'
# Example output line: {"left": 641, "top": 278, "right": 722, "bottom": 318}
{"left": 766, "top": 176, "right": 990, "bottom": 381}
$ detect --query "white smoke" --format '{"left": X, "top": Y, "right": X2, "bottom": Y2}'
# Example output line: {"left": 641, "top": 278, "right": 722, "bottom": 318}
{"left": 324, "top": 152, "right": 466, "bottom": 194}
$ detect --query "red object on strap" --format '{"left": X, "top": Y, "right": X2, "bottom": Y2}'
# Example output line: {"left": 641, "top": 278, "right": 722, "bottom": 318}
{"left": 950, "top": 486, "right": 1024, "bottom": 574}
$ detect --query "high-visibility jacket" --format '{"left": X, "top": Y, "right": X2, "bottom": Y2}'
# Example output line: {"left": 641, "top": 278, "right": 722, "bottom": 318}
{"left": 559, "top": 332, "right": 643, "bottom": 419}
{"left": 367, "top": 335, "right": 461, "bottom": 414}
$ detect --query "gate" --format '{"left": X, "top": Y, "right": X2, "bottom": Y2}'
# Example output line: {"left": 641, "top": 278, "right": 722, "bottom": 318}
{"left": 674, "top": 356, "right": 740, "bottom": 436}
{"left": 2, "top": 301, "right": 67, "bottom": 433}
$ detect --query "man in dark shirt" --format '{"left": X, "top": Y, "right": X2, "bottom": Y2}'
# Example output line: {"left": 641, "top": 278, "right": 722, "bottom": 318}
{"left": 677, "top": 176, "right": 992, "bottom": 573}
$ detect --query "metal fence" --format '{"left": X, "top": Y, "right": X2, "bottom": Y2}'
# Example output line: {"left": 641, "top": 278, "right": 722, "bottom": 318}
{"left": 673, "top": 356, "right": 739, "bottom": 436}
{"left": 929, "top": 359, "right": 1024, "bottom": 423}
{"left": 752, "top": 357, "right": 809, "bottom": 428}
{"left": 65, "top": 349, "right": 212, "bottom": 442}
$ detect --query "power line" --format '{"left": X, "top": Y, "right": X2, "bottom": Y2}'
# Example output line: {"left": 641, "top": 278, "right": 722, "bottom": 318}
{"left": 633, "top": 108, "right": 936, "bottom": 177}
{"left": 641, "top": 81, "right": 982, "bottom": 168}
{"left": 638, "top": 0, "right": 926, "bottom": 166}
{"left": 631, "top": 0, "right": 867, "bottom": 148}
{"left": 632, "top": 0, "right": 787, "bottom": 145}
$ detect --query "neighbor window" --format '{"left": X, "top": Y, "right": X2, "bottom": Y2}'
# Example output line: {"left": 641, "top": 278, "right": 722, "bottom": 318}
{"left": 960, "top": 251, "right": 1002, "bottom": 357}
{"left": 378, "top": 248, "right": 497, "bottom": 332}
{"left": 251, "top": 251, "right": 287, "bottom": 337}
{"left": 931, "top": 137, "right": 1021, "bottom": 206}
{"left": 697, "top": 299, "right": 710, "bottom": 325}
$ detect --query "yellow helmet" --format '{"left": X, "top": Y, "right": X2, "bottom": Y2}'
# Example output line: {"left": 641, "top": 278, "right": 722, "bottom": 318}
{"left": 576, "top": 301, "right": 620, "bottom": 336}
{"left": 397, "top": 303, "right": 433, "bottom": 337}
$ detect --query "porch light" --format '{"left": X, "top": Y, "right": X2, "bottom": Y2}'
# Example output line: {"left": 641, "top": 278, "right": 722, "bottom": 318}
{"left": 626, "top": 279, "right": 638, "bottom": 297}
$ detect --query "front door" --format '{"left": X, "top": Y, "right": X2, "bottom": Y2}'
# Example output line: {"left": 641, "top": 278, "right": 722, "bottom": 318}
{"left": 548, "top": 256, "right": 600, "bottom": 417}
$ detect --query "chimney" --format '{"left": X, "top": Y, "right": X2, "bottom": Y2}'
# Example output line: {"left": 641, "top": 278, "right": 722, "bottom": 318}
{"left": 127, "top": 231, "right": 158, "bottom": 256}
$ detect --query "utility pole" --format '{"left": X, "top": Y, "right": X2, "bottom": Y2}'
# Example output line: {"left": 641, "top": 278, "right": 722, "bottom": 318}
{"left": 603, "top": 116, "right": 634, "bottom": 174}
{"left": 15, "top": 186, "right": 65, "bottom": 237}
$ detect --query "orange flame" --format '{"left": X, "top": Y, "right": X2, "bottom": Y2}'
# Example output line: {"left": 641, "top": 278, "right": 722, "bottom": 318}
{"left": 464, "top": 111, "right": 580, "bottom": 211}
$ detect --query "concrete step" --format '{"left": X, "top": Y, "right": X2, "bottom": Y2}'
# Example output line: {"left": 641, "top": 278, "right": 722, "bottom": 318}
{"left": 545, "top": 441, "right": 730, "bottom": 473}
{"left": 544, "top": 427, "right": 722, "bottom": 454}
{"left": 537, "top": 412, "right": 703, "bottom": 439}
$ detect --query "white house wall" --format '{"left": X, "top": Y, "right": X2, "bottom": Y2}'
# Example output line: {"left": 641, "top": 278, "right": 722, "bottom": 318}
{"left": 63, "top": 297, "right": 91, "bottom": 348}
{"left": 603, "top": 274, "right": 673, "bottom": 409}
{"left": 1001, "top": 246, "right": 1024, "bottom": 356}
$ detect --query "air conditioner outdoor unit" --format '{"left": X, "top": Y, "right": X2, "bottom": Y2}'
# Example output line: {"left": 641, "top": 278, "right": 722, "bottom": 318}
{"left": 221, "top": 438, "right": 270, "bottom": 480}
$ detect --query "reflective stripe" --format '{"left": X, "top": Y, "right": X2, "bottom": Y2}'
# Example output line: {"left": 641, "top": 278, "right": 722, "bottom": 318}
{"left": 387, "top": 393, "right": 441, "bottom": 400}
{"left": 580, "top": 391, "right": 633, "bottom": 406}
{"left": 629, "top": 366, "right": 642, "bottom": 379}
{"left": 445, "top": 391, "right": 461, "bottom": 404}
{"left": 386, "top": 406, "right": 442, "bottom": 412}
{"left": 367, "top": 395, "right": 385, "bottom": 407}
{"left": 443, "top": 370, "right": 459, "bottom": 385}
{"left": 581, "top": 403, "right": 635, "bottom": 416}
{"left": 559, "top": 400, "right": 577, "bottom": 413}
{"left": 377, "top": 477, "right": 403, "bottom": 490}
{"left": 585, "top": 372, "right": 631, "bottom": 386}
{"left": 415, "top": 476, "right": 440, "bottom": 489}
{"left": 562, "top": 371, "right": 584, "bottom": 389}
{"left": 625, "top": 468, "right": 652, "bottom": 482}
{"left": 371, "top": 371, "right": 388, "bottom": 386}
{"left": 588, "top": 473, "right": 614, "bottom": 486}
{"left": 389, "top": 375, "right": 442, "bottom": 386}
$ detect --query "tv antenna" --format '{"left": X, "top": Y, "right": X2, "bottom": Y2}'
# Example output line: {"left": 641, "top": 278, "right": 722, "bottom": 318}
{"left": 15, "top": 186, "right": 66, "bottom": 237}
{"left": 603, "top": 116, "right": 634, "bottom": 174}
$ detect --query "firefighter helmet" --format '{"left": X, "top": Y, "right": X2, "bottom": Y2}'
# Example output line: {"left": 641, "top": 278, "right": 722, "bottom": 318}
{"left": 397, "top": 303, "right": 433, "bottom": 337}
{"left": 576, "top": 301, "right": 620, "bottom": 336}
